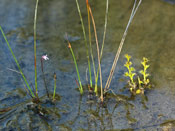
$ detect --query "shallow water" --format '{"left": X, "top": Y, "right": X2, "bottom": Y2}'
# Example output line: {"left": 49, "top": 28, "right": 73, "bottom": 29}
{"left": 0, "top": 0, "right": 175, "bottom": 130}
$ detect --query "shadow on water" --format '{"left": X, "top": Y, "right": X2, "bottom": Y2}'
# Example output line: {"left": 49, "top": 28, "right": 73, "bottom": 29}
{"left": 1, "top": 0, "right": 175, "bottom": 130}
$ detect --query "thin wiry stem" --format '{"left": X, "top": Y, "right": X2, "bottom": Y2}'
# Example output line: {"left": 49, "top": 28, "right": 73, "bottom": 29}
{"left": 34, "top": 0, "right": 39, "bottom": 96}
{"left": 0, "top": 26, "right": 35, "bottom": 98}
{"left": 75, "top": 0, "right": 92, "bottom": 87}
{"left": 41, "top": 58, "right": 50, "bottom": 98}
{"left": 105, "top": 0, "right": 142, "bottom": 90}
{"left": 88, "top": 5, "right": 103, "bottom": 102}
{"left": 95, "top": 0, "right": 109, "bottom": 95}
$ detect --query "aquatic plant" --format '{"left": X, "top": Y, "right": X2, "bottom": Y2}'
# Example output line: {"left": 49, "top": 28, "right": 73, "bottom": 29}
{"left": 87, "top": 3, "right": 103, "bottom": 102}
{"left": 71, "top": 0, "right": 142, "bottom": 102}
{"left": 67, "top": 41, "right": 83, "bottom": 94}
{"left": 75, "top": 0, "right": 92, "bottom": 88}
{"left": 86, "top": 0, "right": 96, "bottom": 91}
{"left": 124, "top": 54, "right": 151, "bottom": 95}
{"left": 124, "top": 54, "right": 136, "bottom": 92}
{"left": 140, "top": 57, "right": 150, "bottom": 85}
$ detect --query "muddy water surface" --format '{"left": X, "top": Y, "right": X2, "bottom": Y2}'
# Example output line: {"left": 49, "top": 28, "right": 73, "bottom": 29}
{"left": 0, "top": 0, "right": 175, "bottom": 130}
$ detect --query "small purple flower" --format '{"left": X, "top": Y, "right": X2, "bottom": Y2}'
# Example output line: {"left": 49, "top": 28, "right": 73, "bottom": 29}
{"left": 42, "top": 54, "right": 49, "bottom": 60}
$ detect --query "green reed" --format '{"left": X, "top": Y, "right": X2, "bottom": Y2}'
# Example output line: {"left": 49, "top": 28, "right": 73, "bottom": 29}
{"left": 75, "top": 0, "right": 92, "bottom": 88}
{"left": 34, "top": 0, "right": 39, "bottom": 97}
{"left": 0, "top": 26, "right": 35, "bottom": 98}
{"left": 86, "top": 0, "right": 96, "bottom": 90}
{"left": 68, "top": 42, "right": 83, "bottom": 94}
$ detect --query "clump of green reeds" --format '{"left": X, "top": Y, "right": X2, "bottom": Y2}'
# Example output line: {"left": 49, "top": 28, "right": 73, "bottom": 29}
{"left": 71, "top": 0, "right": 142, "bottom": 102}
{"left": 75, "top": 0, "right": 92, "bottom": 88}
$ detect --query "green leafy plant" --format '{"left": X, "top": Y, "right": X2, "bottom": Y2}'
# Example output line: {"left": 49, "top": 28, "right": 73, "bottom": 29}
{"left": 124, "top": 54, "right": 136, "bottom": 92}
{"left": 124, "top": 54, "right": 151, "bottom": 95}
{"left": 140, "top": 57, "right": 150, "bottom": 85}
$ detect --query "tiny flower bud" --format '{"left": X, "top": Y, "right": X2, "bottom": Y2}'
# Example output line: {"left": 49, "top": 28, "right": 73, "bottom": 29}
{"left": 68, "top": 43, "right": 71, "bottom": 48}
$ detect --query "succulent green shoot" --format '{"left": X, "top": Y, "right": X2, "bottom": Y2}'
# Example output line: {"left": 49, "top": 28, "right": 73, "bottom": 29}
{"left": 53, "top": 72, "right": 57, "bottom": 101}
{"left": 140, "top": 57, "right": 150, "bottom": 85}
{"left": 68, "top": 42, "right": 83, "bottom": 94}
{"left": 0, "top": 26, "right": 35, "bottom": 98}
{"left": 124, "top": 54, "right": 136, "bottom": 90}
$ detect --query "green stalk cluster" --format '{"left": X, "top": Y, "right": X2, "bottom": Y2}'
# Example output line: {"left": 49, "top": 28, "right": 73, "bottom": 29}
{"left": 75, "top": 0, "right": 92, "bottom": 88}
{"left": 124, "top": 54, "right": 136, "bottom": 92}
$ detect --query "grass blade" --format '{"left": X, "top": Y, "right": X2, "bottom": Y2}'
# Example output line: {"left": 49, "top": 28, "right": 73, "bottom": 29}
{"left": 0, "top": 26, "right": 35, "bottom": 98}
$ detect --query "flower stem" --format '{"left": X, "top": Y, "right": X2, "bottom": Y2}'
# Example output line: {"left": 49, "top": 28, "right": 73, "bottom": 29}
{"left": 41, "top": 58, "right": 49, "bottom": 98}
